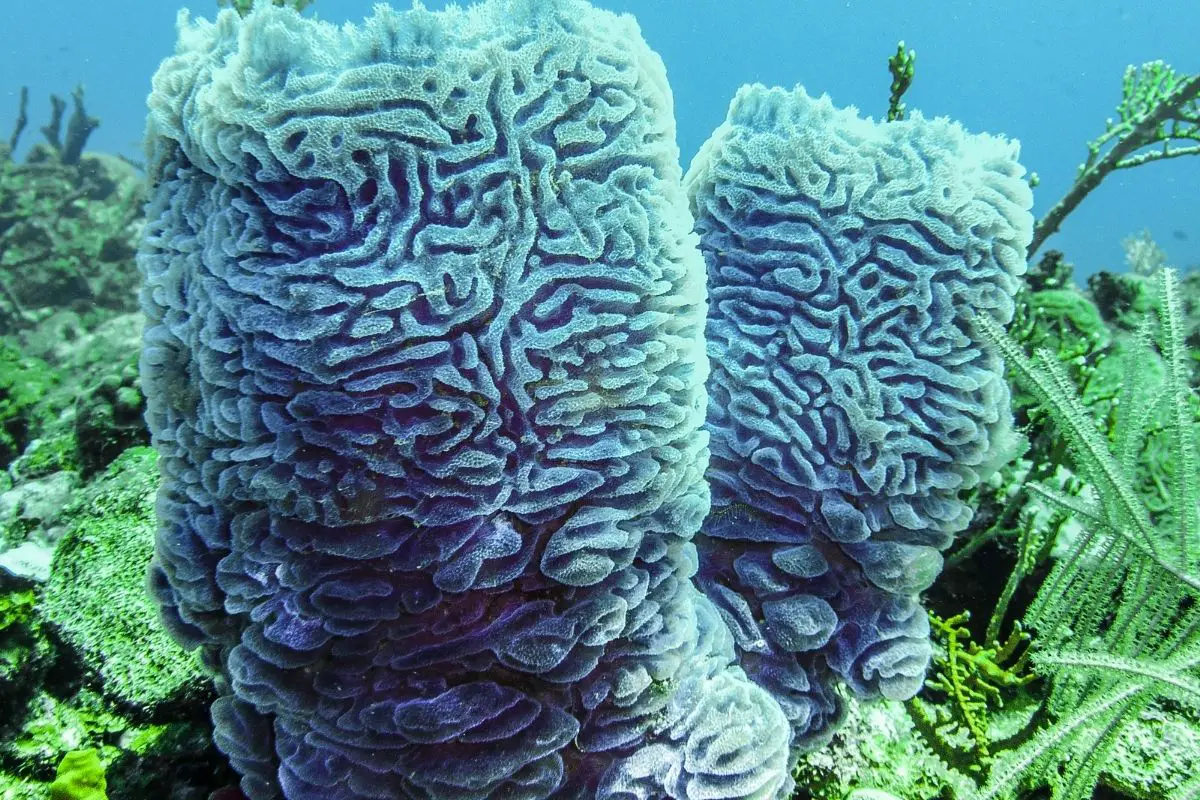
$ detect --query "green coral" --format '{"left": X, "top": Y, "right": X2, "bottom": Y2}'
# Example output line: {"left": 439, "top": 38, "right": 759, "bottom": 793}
{"left": 13, "top": 432, "right": 81, "bottom": 482}
{"left": 0, "top": 770, "right": 46, "bottom": 800}
{"left": 1, "top": 689, "right": 124, "bottom": 775}
{"left": 48, "top": 750, "right": 106, "bottom": 800}
{"left": 1008, "top": 254, "right": 1112, "bottom": 413}
{"left": 970, "top": 268, "right": 1200, "bottom": 800}
{"left": 1008, "top": 284, "right": 1112, "bottom": 438}
{"left": 0, "top": 588, "right": 33, "bottom": 632}
{"left": 794, "top": 696, "right": 977, "bottom": 800}
{"left": 72, "top": 357, "right": 145, "bottom": 478}
{"left": 1100, "top": 704, "right": 1200, "bottom": 799}
{"left": 0, "top": 587, "right": 52, "bottom": 722}
{"left": 0, "top": 686, "right": 227, "bottom": 799}
{"left": 1017, "top": 289, "right": 1110, "bottom": 353}
{"left": 103, "top": 720, "right": 234, "bottom": 799}
{"left": 1089, "top": 270, "right": 1160, "bottom": 332}
{"left": 42, "top": 448, "right": 206, "bottom": 713}
{"left": 1089, "top": 339, "right": 1195, "bottom": 523}
{"left": 928, "top": 267, "right": 1200, "bottom": 799}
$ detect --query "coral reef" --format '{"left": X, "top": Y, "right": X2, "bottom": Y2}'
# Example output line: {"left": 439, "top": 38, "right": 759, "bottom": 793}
{"left": 0, "top": 183, "right": 219, "bottom": 799}
{"left": 965, "top": 269, "right": 1200, "bottom": 800}
{"left": 0, "top": 585, "right": 52, "bottom": 724}
{"left": 0, "top": 88, "right": 143, "bottom": 336}
{"left": 792, "top": 695, "right": 976, "bottom": 800}
{"left": 0, "top": 344, "right": 61, "bottom": 469}
{"left": 72, "top": 357, "right": 146, "bottom": 478}
{"left": 0, "top": 2, "right": 1195, "bottom": 799}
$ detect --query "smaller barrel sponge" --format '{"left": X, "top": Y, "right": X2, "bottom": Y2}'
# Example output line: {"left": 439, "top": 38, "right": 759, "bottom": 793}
{"left": 140, "top": 2, "right": 790, "bottom": 799}
{"left": 684, "top": 84, "right": 1031, "bottom": 746}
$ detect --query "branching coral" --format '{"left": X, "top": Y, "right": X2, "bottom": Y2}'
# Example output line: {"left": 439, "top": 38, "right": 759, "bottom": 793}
{"left": 906, "top": 610, "right": 1032, "bottom": 769}
{"left": 1029, "top": 61, "right": 1200, "bottom": 258}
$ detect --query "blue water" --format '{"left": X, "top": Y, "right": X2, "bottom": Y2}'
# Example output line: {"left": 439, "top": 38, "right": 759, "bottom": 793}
{"left": 4, "top": 0, "right": 1197, "bottom": 278}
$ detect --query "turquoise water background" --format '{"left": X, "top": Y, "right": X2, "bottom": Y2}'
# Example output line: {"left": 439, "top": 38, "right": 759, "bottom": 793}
{"left": 3, "top": 0, "right": 1197, "bottom": 277}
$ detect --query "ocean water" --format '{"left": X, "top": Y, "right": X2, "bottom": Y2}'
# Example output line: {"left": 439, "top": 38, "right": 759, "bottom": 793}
{"left": 3, "top": 0, "right": 1199, "bottom": 276}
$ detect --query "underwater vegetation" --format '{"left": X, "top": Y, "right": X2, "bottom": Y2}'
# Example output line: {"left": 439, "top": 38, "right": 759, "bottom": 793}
{"left": 1028, "top": 62, "right": 1200, "bottom": 259}
{"left": 970, "top": 263, "right": 1200, "bottom": 800}
{"left": 0, "top": 0, "right": 1196, "bottom": 798}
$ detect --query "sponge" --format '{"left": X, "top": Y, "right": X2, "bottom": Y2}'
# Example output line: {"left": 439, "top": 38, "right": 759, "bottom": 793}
{"left": 140, "top": 2, "right": 791, "bottom": 798}
{"left": 685, "top": 83, "right": 1031, "bottom": 746}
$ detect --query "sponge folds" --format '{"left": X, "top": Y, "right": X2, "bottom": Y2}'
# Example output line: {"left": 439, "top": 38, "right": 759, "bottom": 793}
{"left": 685, "top": 84, "right": 1031, "bottom": 745}
{"left": 140, "top": 3, "right": 789, "bottom": 798}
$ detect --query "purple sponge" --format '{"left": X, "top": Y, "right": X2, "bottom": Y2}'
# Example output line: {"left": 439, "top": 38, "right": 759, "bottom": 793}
{"left": 140, "top": 2, "right": 789, "bottom": 798}
{"left": 685, "top": 84, "right": 1031, "bottom": 747}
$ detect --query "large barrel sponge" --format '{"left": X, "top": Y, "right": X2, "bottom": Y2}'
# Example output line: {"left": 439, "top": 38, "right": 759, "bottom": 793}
{"left": 139, "top": 2, "right": 789, "bottom": 798}
{"left": 684, "top": 84, "right": 1031, "bottom": 746}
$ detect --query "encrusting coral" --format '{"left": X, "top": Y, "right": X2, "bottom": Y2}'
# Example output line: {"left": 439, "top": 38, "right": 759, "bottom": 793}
{"left": 48, "top": 749, "right": 107, "bottom": 800}
{"left": 43, "top": 448, "right": 207, "bottom": 714}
